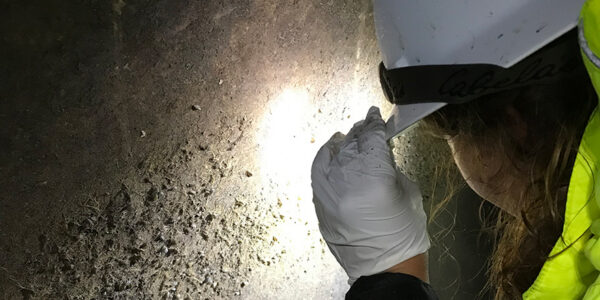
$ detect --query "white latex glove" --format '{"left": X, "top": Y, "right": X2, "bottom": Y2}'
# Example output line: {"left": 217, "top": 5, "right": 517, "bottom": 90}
{"left": 311, "top": 106, "right": 430, "bottom": 285}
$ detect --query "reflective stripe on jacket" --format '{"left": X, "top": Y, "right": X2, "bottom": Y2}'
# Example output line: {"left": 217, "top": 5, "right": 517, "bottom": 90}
{"left": 523, "top": 0, "right": 600, "bottom": 298}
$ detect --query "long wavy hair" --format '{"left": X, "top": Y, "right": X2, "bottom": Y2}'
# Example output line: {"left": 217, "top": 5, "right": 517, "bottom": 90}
{"left": 421, "top": 73, "right": 597, "bottom": 299}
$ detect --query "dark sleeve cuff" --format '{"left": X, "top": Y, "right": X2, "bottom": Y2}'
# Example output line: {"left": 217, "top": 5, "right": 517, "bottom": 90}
{"left": 346, "top": 273, "right": 439, "bottom": 300}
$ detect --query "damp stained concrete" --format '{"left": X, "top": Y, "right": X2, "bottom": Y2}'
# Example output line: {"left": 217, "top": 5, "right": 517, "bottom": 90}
{"left": 0, "top": 1, "right": 491, "bottom": 299}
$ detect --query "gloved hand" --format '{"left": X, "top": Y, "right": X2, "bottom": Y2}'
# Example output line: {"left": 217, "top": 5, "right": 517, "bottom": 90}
{"left": 311, "top": 106, "right": 430, "bottom": 284}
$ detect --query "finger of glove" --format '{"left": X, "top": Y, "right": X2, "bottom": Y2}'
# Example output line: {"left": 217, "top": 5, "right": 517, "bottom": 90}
{"left": 325, "top": 131, "right": 346, "bottom": 156}
{"left": 342, "top": 120, "right": 365, "bottom": 149}
{"left": 334, "top": 121, "right": 364, "bottom": 166}
{"left": 335, "top": 140, "right": 359, "bottom": 168}
{"left": 357, "top": 107, "right": 387, "bottom": 154}
{"left": 311, "top": 132, "right": 346, "bottom": 177}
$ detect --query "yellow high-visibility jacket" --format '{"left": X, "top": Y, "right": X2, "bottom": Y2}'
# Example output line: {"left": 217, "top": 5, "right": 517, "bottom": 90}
{"left": 523, "top": 1, "right": 600, "bottom": 299}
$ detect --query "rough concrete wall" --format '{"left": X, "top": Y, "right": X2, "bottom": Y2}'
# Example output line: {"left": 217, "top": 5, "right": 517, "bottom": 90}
{"left": 0, "top": 0, "right": 491, "bottom": 299}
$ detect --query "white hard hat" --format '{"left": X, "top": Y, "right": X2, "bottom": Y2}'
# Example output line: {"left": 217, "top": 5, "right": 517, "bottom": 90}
{"left": 376, "top": 0, "right": 587, "bottom": 140}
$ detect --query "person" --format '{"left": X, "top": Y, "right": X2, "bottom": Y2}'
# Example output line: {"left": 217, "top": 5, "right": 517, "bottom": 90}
{"left": 311, "top": 0, "right": 600, "bottom": 299}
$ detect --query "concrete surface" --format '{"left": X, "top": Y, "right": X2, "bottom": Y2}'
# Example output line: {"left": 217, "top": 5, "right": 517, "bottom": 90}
{"left": 0, "top": 0, "right": 491, "bottom": 299}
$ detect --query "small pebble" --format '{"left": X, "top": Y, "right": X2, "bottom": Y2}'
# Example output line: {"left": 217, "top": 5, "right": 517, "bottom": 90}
{"left": 245, "top": 171, "right": 253, "bottom": 177}
{"left": 140, "top": 130, "right": 147, "bottom": 138}
{"left": 192, "top": 105, "right": 202, "bottom": 111}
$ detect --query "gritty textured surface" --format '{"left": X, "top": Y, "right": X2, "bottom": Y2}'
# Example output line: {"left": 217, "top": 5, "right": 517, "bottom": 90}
{"left": 0, "top": 1, "right": 491, "bottom": 299}
{"left": 0, "top": 1, "right": 385, "bottom": 299}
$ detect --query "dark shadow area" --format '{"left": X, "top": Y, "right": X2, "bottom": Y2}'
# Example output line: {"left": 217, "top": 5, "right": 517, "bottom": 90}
{"left": 428, "top": 188, "right": 495, "bottom": 300}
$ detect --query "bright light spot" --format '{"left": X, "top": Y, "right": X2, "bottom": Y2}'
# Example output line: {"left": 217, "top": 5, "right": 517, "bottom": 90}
{"left": 256, "top": 86, "right": 391, "bottom": 256}
{"left": 257, "top": 87, "right": 330, "bottom": 258}
{"left": 259, "top": 88, "right": 314, "bottom": 194}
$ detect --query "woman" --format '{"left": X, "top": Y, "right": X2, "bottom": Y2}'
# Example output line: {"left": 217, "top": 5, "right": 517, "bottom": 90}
{"left": 311, "top": 1, "right": 600, "bottom": 299}
{"left": 422, "top": 73, "right": 597, "bottom": 299}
